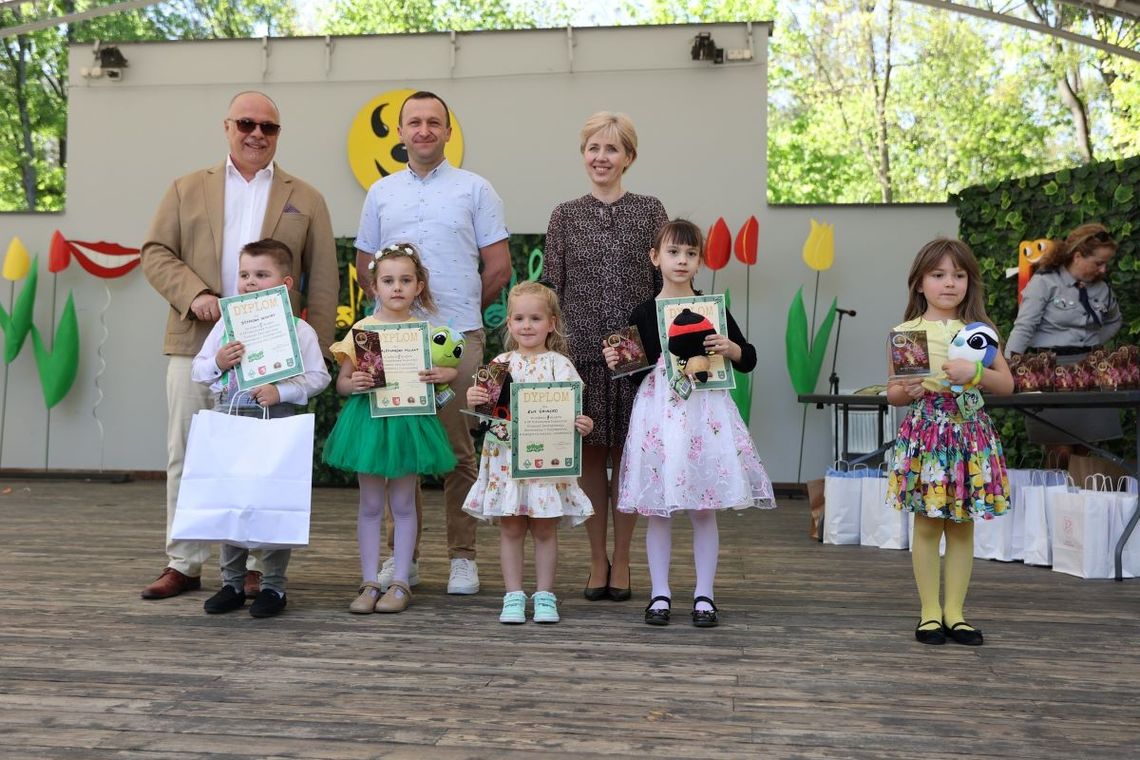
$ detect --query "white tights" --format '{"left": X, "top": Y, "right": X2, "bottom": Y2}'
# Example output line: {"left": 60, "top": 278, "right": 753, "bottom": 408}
{"left": 645, "top": 510, "right": 719, "bottom": 612}
{"left": 358, "top": 474, "right": 417, "bottom": 594}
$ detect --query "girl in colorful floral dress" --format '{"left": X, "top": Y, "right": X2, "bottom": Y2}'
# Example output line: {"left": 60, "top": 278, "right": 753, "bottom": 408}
{"left": 886, "top": 238, "right": 1014, "bottom": 647}
{"left": 462, "top": 282, "right": 594, "bottom": 625}
{"left": 605, "top": 219, "right": 775, "bottom": 629}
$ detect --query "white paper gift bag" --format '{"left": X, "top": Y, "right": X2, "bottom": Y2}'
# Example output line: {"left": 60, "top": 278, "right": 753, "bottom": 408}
{"left": 1022, "top": 472, "right": 1073, "bottom": 567}
{"left": 823, "top": 464, "right": 868, "bottom": 545}
{"left": 859, "top": 472, "right": 887, "bottom": 547}
{"left": 1107, "top": 478, "right": 1140, "bottom": 579}
{"left": 868, "top": 460, "right": 908, "bottom": 550}
{"left": 975, "top": 468, "right": 1029, "bottom": 561}
{"left": 172, "top": 409, "right": 315, "bottom": 550}
{"left": 1052, "top": 481, "right": 1115, "bottom": 579}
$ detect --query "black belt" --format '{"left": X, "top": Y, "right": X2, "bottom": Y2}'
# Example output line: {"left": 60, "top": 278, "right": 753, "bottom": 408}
{"left": 1029, "top": 345, "right": 1095, "bottom": 357}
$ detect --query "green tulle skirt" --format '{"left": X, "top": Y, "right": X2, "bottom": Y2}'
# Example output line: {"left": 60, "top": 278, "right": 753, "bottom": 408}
{"left": 322, "top": 393, "right": 457, "bottom": 478}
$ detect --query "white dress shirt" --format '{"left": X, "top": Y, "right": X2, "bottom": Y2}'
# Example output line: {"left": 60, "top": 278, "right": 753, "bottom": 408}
{"left": 221, "top": 157, "right": 274, "bottom": 298}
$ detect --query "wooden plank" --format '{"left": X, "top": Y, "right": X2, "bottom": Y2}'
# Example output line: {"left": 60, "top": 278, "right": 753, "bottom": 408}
{"left": 0, "top": 479, "right": 1138, "bottom": 758}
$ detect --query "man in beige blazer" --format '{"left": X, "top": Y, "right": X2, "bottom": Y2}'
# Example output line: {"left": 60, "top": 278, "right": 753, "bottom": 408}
{"left": 140, "top": 90, "right": 338, "bottom": 600}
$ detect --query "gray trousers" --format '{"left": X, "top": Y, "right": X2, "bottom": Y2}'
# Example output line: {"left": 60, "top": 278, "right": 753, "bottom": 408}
{"left": 214, "top": 396, "right": 299, "bottom": 596}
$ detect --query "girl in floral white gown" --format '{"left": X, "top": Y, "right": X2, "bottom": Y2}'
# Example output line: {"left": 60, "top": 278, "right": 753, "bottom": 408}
{"left": 463, "top": 282, "right": 594, "bottom": 625}
{"left": 605, "top": 219, "right": 775, "bottom": 629}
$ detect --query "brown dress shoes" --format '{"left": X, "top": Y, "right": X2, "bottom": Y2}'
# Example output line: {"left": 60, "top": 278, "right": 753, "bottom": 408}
{"left": 140, "top": 567, "right": 201, "bottom": 599}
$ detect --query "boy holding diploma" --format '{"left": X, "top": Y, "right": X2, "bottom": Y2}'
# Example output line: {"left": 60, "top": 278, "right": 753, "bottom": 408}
{"left": 190, "top": 238, "right": 331, "bottom": 617}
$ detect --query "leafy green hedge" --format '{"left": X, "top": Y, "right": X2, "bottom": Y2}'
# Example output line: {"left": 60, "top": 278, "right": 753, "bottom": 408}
{"left": 952, "top": 155, "right": 1139, "bottom": 467}
{"left": 311, "top": 235, "right": 545, "bottom": 486}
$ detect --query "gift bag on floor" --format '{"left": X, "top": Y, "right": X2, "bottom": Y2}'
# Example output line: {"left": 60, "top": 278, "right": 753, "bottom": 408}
{"left": 1022, "top": 471, "right": 1072, "bottom": 567}
{"left": 859, "top": 466, "right": 889, "bottom": 547}
{"left": 823, "top": 463, "right": 870, "bottom": 545}
{"left": 975, "top": 468, "right": 1030, "bottom": 561}
{"left": 172, "top": 408, "right": 315, "bottom": 550}
{"left": 1107, "top": 477, "right": 1140, "bottom": 579}
{"left": 1052, "top": 476, "right": 1116, "bottom": 579}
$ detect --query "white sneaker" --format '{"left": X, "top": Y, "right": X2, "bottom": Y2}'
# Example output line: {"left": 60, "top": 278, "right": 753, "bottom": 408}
{"left": 447, "top": 558, "right": 480, "bottom": 595}
{"left": 377, "top": 557, "right": 420, "bottom": 592}
{"left": 531, "top": 591, "right": 560, "bottom": 624}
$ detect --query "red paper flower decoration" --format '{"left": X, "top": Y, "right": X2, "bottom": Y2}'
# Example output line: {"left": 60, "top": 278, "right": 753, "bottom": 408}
{"left": 705, "top": 217, "right": 731, "bottom": 270}
{"left": 734, "top": 215, "right": 759, "bottom": 265}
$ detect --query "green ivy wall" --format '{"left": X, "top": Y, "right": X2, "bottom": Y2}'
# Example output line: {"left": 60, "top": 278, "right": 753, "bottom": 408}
{"left": 952, "top": 155, "right": 1139, "bottom": 467}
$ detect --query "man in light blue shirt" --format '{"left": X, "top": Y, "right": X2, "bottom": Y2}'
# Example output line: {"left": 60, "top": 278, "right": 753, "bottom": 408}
{"left": 355, "top": 91, "right": 511, "bottom": 596}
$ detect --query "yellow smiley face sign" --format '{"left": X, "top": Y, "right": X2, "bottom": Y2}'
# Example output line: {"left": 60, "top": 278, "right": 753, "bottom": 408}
{"left": 346, "top": 88, "right": 465, "bottom": 190}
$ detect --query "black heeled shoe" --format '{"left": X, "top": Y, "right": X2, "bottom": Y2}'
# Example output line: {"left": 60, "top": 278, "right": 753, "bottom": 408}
{"left": 943, "top": 620, "right": 983, "bottom": 646}
{"left": 584, "top": 563, "right": 609, "bottom": 601}
{"left": 691, "top": 596, "right": 719, "bottom": 628}
{"left": 644, "top": 595, "right": 671, "bottom": 626}
{"left": 606, "top": 564, "right": 631, "bottom": 602}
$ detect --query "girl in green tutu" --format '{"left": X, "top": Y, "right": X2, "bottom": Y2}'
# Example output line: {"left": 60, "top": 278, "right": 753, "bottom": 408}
{"left": 323, "top": 243, "right": 458, "bottom": 615}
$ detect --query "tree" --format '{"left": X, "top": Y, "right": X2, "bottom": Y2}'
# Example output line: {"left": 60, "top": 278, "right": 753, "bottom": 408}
{"left": 0, "top": 1, "right": 300, "bottom": 212}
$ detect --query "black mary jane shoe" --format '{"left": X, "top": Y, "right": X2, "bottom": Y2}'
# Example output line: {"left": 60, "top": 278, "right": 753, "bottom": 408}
{"left": 944, "top": 620, "right": 984, "bottom": 646}
{"left": 691, "top": 596, "right": 719, "bottom": 628}
{"left": 584, "top": 563, "right": 610, "bottom": 601}
{"left": 914, "top": 619, "right": 947, "bottom": 645}
{"left": 644, "top": 595, "right": 671, "bottom": 626}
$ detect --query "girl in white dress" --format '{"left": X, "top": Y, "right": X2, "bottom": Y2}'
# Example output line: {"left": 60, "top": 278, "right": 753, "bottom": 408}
{"left": 605, "top": 219, "right": 775, "bottom": 628}
{"left": 463, "top": 282, "right": 594, "bottom": 625}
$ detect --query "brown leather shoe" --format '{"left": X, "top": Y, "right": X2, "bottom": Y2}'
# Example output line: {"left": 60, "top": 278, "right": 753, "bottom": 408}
{"left": 141, "top": 567, "right": 201, "bottom": 599}
{"left": 244, "top": 570, "right": 262, "bottom": 597}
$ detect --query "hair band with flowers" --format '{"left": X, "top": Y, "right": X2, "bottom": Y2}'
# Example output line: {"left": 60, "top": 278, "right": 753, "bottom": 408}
{"left": 368, "top": 243, "right": 419, "bottom": 271}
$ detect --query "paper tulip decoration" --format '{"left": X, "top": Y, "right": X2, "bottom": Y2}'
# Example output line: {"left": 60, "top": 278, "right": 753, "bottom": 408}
{"left": 31, "top": 293, "right": 79, "bottom": 408}
{"left": 1, "top": 251, "right": 36, "bottom": 363}
{"left": 801, "top": 219, "right": 835, "bottom": 271}
{"left": 705, "top": 218, "right": 731, "bottom": 270}
{"left": 734, "top": 216, "right": 758, "bottom": 265}
{"left": 786, "top": 219, "right": 837, "bottom": 394}
{"left": 3, "top": 237, "right": 31, "bottom": 281}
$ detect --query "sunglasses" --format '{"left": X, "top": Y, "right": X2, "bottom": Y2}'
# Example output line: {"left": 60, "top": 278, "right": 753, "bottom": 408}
{"left": 227, "top": 118, "right": 281, "bottom": 136}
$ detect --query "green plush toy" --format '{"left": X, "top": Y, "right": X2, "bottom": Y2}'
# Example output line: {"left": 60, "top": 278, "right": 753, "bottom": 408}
{"left": 430, "top": 325, "right": 466, "bottom": 407}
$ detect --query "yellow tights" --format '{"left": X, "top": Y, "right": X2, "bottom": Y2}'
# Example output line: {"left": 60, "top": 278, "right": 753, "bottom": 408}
{"left": 912, "top": 514, "right": 976, "bottom": 631}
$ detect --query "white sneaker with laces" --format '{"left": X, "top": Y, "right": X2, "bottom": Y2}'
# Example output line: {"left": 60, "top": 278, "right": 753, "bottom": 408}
{"left": 377, "top": 557, "right": 420, "bottom": 592}
{"left": 447, "top": 558, "right": 480, "bottom": 595}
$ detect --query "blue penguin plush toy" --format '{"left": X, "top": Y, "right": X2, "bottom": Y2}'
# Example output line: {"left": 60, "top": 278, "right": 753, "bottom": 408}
{"left": 944, "top": 322, "right": 1000, "bottom": 393}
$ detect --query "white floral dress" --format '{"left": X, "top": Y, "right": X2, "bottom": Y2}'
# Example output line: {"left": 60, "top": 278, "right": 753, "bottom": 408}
{"left": 462, "top": 351, "right": 594, "bottom": 527}
{"left": 617, "top": 356, "right": 776, "bottom": 517}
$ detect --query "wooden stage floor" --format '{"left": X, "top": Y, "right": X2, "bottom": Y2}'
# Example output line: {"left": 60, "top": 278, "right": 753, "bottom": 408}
{"left": 1, "top": 479, "right": 1137, "bottom": 759}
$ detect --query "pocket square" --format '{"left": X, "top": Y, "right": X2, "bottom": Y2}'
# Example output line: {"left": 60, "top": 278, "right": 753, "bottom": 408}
{"left": 283, "top": 202, "right": 302, "bottom": 214}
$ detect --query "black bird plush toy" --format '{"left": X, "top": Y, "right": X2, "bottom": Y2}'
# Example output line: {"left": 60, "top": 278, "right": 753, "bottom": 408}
{"left": 667, "top": 308, "right": 716, "bottom": 383}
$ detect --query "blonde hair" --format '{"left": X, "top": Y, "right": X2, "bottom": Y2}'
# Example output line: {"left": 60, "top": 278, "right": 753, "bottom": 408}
{"left": 369, "top": 242, "right": 437, "bottom": 314}
{"left": 503, "top": 281, "right": 569, "bottom": 355}
{"left": 903, "top": 238, "right": 995, "bottom": 329}
{"left": 579, "top": 112, "right": 638, "bottom": 171}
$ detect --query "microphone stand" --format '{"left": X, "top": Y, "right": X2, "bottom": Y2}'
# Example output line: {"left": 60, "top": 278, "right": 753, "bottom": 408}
{"left": 828, "top": 309, "right": 847, "bottom": 464}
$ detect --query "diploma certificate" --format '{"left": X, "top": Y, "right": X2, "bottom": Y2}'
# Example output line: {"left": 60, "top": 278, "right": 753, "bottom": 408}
{"left": 364, "top": 321, "right": 435, "bottom": 417}
{"left": 510, "top": 381, "right": 582, "bottom": 480}
{"left": 219, "top": 285, "right": 304, "bottom": 392}
{"left": 655, "top": 294, "right": 735, "bottom": 391}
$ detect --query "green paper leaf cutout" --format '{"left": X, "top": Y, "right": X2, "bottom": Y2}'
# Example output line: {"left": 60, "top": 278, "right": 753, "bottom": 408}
{"left": 785, "top": 287, "right": 837, "bottom": 395}
{"left": 31, "top": 290, "right": 79, "bottom": 408}
{"left": 3, "top": 259, "right": 37, "bottom": 363}
{"left": 723, "top": 290, "right": 753, "bottom": 425}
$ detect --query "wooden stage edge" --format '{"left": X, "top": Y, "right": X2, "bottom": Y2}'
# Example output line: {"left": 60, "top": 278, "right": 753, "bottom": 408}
{"left": 0, "top": 479, "right": 1137, "bottom": 759}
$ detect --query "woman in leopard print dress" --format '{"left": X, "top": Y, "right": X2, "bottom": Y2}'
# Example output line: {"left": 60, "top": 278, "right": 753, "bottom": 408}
{"left": 543, "top": 112, "right": 667, "bottom": 602}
